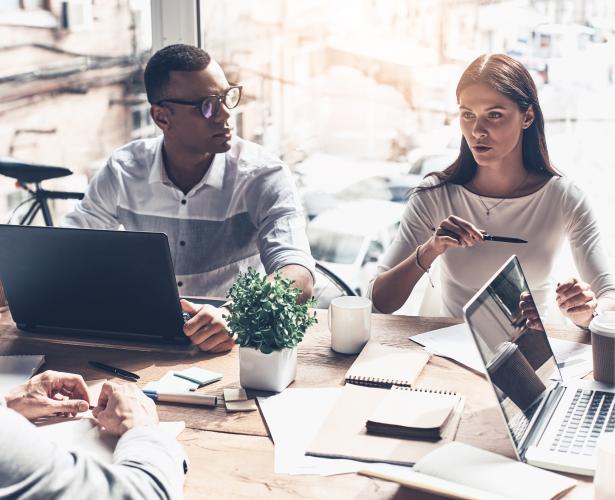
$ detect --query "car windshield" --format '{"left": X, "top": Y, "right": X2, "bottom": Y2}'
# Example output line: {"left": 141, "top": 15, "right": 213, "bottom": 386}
{"left": 308, "top": 228, "right": 364, "bottom": 264}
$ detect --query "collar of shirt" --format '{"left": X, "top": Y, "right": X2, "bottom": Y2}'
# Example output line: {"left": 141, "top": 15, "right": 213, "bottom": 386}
{"left": 148, "top": 136, "right": 226, "bottom": 193}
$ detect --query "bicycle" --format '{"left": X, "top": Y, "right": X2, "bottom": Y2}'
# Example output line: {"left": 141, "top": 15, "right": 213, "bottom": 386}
{"left": 0, "top": 156, "right": 84, "bottom": 226}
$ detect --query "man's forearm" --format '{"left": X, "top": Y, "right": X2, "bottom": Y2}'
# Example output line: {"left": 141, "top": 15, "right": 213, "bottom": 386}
{"left": 271, "top": 264, "right": 314, "bottom": 304}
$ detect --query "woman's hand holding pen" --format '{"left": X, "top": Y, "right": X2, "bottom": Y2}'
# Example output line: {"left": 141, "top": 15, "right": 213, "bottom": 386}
{"left": 427, "top": 215, "right": 484, "bottom": 255}
{"left": 556, "top": 277, "right": 597, "bottom": 328}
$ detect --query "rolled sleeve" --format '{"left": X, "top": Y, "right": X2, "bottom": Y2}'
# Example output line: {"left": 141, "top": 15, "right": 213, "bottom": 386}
{"left": 247, "top": 163, "right": 315, "bottom": 279}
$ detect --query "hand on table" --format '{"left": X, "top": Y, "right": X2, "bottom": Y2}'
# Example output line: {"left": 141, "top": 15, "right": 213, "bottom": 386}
{"left": 4, "top": 370, "right": 90, "bottom": 420}
{"left": 181, "top": 299, "right": 235, "bottom": 353}
{"left": 92, "top": 381, "right": 157, "bottom": 436}
{"left": 556, "top": 277, "right": 597, "bottom": 328}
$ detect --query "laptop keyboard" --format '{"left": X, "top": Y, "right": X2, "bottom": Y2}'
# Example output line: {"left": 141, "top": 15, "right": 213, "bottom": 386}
{"left": 550, "top": 389, "right": 615, "bottom": 455}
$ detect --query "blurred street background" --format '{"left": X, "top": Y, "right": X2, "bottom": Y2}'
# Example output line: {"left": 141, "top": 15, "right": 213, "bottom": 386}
{"left": 1, "top": 0, "right": 614, "bottom": 314}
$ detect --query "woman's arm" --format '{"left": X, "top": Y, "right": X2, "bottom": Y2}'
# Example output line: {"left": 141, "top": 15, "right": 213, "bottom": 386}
{"left": 560, "top": 181, "right": 615, "bottom": 327}
{"left": 372, "top": 214, "right": 484, "bottom": 313}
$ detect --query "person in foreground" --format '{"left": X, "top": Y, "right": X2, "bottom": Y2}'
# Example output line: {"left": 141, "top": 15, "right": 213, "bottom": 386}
{"left": 370, "top": 53, "right": 615, "bottom": 327}
{"left": 0, "top": 370, "right": 186, "bottom": 500}
{"left": 62, "top": 44, "right": 314, "bottom": 352}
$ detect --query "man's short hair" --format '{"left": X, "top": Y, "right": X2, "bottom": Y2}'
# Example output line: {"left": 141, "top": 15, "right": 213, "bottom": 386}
{"left": 144, "top": 44, "right": 211, "bottom": 104}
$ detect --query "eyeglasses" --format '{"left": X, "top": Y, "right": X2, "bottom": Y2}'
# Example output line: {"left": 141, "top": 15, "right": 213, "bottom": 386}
{"left": 156, "top": 85, "right": 242, "bottom": 120}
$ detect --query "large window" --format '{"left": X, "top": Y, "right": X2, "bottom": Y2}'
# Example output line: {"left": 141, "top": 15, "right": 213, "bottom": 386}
{"left": 200, "top": 0, "right": 615, "bottom": 276}
{"left": 0, "top": 0, "right": 152, "bottom": 223}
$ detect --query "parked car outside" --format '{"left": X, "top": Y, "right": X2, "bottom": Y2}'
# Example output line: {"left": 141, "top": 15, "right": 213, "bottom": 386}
{"left": 307, "top": 200, "right": 403, "bottom": 295}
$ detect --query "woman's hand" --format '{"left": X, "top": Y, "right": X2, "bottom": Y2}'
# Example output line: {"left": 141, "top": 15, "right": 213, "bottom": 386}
{"left": 427, "top": 215, "right": 484, "bottom": 255}
{"left": 4, "top": 370, "right": 90, "bottom": 420}
{"left": 556, "top": 278, "right": 597, "bottom": 328}
{"left": 519, "top": 291, "right": 544, "bottom": 331}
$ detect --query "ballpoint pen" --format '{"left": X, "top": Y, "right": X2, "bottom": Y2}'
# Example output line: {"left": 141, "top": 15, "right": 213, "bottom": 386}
{"left": 88, "top": 361, "right": 140, "bottom": 381}
{"left": 142, "top": 390, "right": 217, "bottom": 407}
{"left": 430, "top": 227, "right": 527, "bottom": 244}
{"left": 483, "top": 234, "right": 528, "bottom": 244}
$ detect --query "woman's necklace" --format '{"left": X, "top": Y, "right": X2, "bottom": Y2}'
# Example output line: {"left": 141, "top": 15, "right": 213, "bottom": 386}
{"left": 474, "top": 171, "right": 530, "bottom": 217}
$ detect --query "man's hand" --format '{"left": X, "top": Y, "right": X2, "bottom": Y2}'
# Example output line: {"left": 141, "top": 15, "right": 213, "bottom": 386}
{"left": 4, "top": 370, "right": 90, "bottom": 420}
{"left": 181, "top": 299, "right": 235, "bottom": 352}
{"left": 557, "top": 277, "right": 597, "bottom": 328}
{"left": 92, "top": 382, "right": 158, "bottom": 436}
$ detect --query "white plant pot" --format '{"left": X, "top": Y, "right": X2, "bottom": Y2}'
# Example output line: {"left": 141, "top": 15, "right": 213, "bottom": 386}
{"left": 239, "top": 346, "right": 297, "bottom": 392}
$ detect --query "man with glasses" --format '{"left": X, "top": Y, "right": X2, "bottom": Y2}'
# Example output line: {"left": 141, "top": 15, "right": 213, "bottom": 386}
{"left": 63, "top": 44, "right": 314, "bottom": 353}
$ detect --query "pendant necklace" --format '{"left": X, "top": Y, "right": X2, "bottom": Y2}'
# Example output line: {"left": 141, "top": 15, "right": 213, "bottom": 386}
{"left": 475, "top": 171, "right": 529, "bottom": 217}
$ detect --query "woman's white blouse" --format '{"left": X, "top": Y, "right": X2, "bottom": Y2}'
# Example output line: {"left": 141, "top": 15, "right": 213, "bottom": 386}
{"left": 373, "top": 175, "right": 615, "bottom": 318}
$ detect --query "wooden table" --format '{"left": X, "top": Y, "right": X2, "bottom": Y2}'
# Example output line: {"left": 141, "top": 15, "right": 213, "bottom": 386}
{"left": 0, "top": 310, "right": 593, "bottom": 499}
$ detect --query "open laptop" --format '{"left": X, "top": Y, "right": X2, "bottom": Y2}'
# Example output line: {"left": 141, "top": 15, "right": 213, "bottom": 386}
{"left": 463, "top": 255, "right": 614, "bottom": 476}
{"left": 0, "top": 225, "right": 224, "bottom": 343}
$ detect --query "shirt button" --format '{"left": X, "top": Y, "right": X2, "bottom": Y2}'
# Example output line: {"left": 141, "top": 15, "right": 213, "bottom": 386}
{"left": 181, "top": 199, "right": 187, "bottom": 205}
{"left": 177, "top": 281, "right": 183, "bottom": 287}
{"left": 180, "top": 241, "right": 186, "bottom": 246}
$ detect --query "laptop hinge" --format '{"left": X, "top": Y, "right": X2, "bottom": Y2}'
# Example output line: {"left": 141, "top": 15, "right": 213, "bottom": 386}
{"left": 519, "top": 382, "right": 566, "bottom": 458}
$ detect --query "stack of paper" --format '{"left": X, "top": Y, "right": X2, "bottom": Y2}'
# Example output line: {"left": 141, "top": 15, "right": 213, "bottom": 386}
{"left": 0, "top": 355, "right": 45, "bottom": 395}
{"left": 258, "top": 388, "right": 412, "bottom": 476}
{"left": 410, "top": 324, "right": 593, "bottom": 380}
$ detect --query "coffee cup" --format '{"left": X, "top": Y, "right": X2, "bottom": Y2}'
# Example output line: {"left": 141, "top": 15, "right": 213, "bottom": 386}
{"left": 487, "top": 341, "right": 546, "bottom": 412}
{"left": 589, "top": 312, "right": 615, "bottom": 385}
{"left": 514, "top": 329, "right": 553, "bottom": 371}
{"left": 328, "top": 296, "right": 371, "bottom": 354}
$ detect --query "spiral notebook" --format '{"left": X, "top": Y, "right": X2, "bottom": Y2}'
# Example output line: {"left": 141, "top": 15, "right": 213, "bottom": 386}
{"left": 366, "top": 386, "right": 462, "bottom": 441}
{"left": 306, "top": 384, "right": 464, "bottom": 466}
{"left": 344, "top": 341, "right": 430, "bottom": 388}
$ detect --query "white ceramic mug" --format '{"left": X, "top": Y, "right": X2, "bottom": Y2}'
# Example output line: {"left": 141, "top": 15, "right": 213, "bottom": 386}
{"left": 328, "top": 296, "right": 372, "bottom": 354}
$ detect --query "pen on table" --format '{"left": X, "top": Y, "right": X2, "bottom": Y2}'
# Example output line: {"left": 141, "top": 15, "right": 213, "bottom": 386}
{"left": 142, "top": 390, "right": 217, "bottom": 407}
{"left": 88, "top": 361, "right": 140, "bottom": 382}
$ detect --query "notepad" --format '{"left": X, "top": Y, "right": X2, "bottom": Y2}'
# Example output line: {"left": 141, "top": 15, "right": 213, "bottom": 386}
{"left": 306, "top": 384, "right": 464, "bottom": 466}
{"left": 366, "top": 386, "right": 462, "bottom": 441}
{"left": 344, "top": 342, "right": 430, "bottom": 388}
{"left": 360, "top": 442, "right": 577, "bottom": 500}
{"left": 0, "top": 355, "right": 45, "bottom": 395}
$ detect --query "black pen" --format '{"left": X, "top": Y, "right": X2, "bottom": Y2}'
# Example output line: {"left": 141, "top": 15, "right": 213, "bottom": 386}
{"left": 483, "top": 234, "right": 528, "bottom": 244}
{"left": 430, "top": 227, "right": 527, "bottom": 244}
{"left": 88, "top": 361, "right": 140, "bottom": 381}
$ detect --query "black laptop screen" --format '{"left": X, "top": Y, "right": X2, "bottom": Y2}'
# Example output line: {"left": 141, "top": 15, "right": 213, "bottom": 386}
{"left": 464, "top": 256, "right": 561, "bottom": 447}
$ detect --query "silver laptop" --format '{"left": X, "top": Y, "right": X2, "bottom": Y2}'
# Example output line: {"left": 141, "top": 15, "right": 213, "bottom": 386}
{"left": 463, "top": 255, "right": 615, "bottom": 476}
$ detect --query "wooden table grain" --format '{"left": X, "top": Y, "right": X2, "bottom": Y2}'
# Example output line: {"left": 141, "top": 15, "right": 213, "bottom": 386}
{"left": 0, "top": 309, "right": 593, "bottom": 499}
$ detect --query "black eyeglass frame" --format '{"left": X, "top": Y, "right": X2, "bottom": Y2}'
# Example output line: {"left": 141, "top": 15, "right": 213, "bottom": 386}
{"left": 155, "top": 85, "right": 243, "bottom": 119}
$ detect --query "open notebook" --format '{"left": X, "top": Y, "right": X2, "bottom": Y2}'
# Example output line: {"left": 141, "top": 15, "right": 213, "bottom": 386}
{"left": 360, "top": 442, "right": 577, "bottom": 500}
{"left": 366, "top": 386, "right": 462, "bottom": 441}
{"left": 344, "top": 342, "right": 430, "bottom": 388}
{"left": 34, "top": 379, "right": 184, "bottom": 463}
{"left": 0, "top": 355, "right": 45, "bottom": 395}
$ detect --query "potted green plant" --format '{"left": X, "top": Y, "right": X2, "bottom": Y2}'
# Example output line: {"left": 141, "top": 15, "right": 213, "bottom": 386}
{"left": 225, "top": 268, "right": 317, "bottom": 392}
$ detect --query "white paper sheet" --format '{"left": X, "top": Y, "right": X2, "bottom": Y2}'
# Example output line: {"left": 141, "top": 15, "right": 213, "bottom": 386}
{"left": 35, "top": 411, "right": 185, "bottom": 463}
{"left": 258, "top": 388, "right": 412, "bottom": 476}
{"left": 0, "top": 355, "right": 45, "bottom": 394}
{"left": 410, "top": 324, "right": 593, "bottom": 380}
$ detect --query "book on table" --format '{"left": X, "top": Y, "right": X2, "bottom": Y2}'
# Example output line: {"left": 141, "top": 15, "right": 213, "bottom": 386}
{"left": 359, "top": 441, "right": 577, "bottom": 500}
{"left": 344, "top": 341, "right": 430, "bottom": 388}
{"left": 365, "top": 386, "right": 461, "bottom": 441}
{"left": 306, "top": 383, "right": 465, "bottom": 466}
